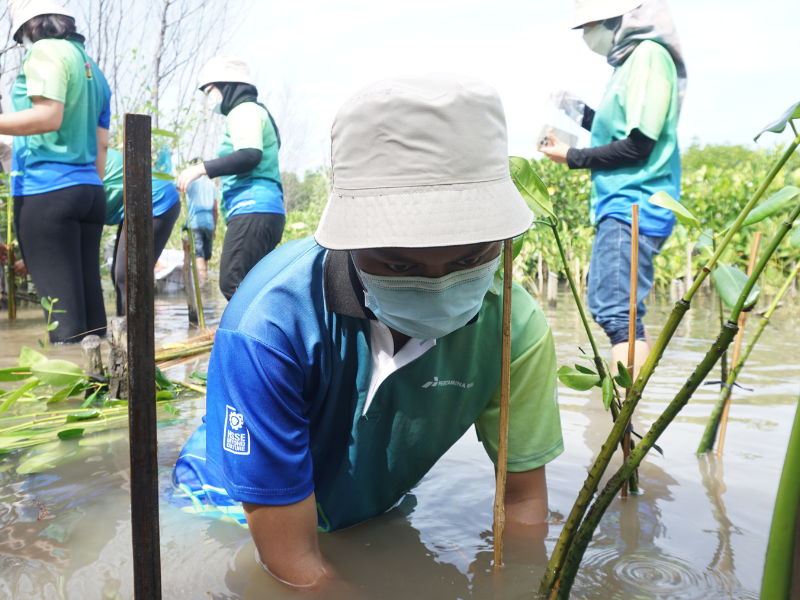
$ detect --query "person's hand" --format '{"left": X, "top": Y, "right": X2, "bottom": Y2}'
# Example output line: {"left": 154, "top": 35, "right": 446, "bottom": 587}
{"left": 176, "top": 162, "right": 206, "bottom": 194}
{"left": 14, "top": 259, "right": 27, "bottom": 276}
{"left": 0, "top": 242, "right": 7, "bottom": 265}
{"left": 538, "top": 130, "right": 570, "bottom": 165}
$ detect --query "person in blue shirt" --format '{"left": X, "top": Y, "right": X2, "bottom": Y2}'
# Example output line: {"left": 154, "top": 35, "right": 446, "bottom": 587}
{"left": 185, "top": 157, "right": 218, "bottom": 284}
{"left": 174, "top": 74, "right": 564, "bottom": 589}
{"left": 176, "top": 55, "right": 284, "bottom": 300}
{"left": 102, "top": 148, "right": 180, "bottom": 316}
{"left": 539, "top": 0, "right": 685, "bottom": 377}
{"left": 4, "top": 1, "right": 111, "bottom": 343}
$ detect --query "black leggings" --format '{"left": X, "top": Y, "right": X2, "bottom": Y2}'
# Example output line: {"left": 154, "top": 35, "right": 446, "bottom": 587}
{"left": 219, "top": 212, "right": 285, "bottom": 300}
{"left": 111, "top": 199, "right": 181, "bottom": 316}
{"left": 14, "top": 185, "right": 107, "bottom": 343}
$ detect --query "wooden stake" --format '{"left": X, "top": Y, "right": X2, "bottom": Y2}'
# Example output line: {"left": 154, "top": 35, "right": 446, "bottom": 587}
{"left": 493, "top": 238, "right": 513, "bottom": 570}
{"left": 717, "top": 232, "right": 763, "bottom": 456}
{"left": 622, "top": 205, "right": 639, "bottom": 499}
{"left": 180, "top": 193, "right": 205, "bottom": 330}
{"left": 123, "top": 113, "right": 162, "bottom": 600}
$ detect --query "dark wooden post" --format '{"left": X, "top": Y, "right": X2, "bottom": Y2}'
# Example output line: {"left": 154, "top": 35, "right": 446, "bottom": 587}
{"left": 124, "top": 113, "right": 162, "bottom": 599}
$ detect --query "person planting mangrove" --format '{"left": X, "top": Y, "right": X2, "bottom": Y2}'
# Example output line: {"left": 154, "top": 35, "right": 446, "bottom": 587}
{"left": 174, "top": 74, "right": 563, "bottom": 588}
{"left": 4, "top": 0, "right": 111, "bottom": 343}
{"left": 539, "top": 0, "right": 686, "bottom": 377}
{"left": 176, "top": 55, "right": 284, "bottom": 301}
{"left": 103, "top": 147, "right": 180, "bottom": 316}
{"left": 185, "top": 157, "right": 219, "bottom": 284}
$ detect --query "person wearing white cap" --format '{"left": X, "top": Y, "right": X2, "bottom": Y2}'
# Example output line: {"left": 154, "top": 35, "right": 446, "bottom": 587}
{"left": 539, "top": 0, "right": 686, "bottom": 378}
{"left": 173, "top": 73, "right": 564, "bottom": 587}
{"left": 2, "top": 0, "right": 111, "bottom": 343}
{"left": 176, "top": 54, "right": 284, "bottom": 300}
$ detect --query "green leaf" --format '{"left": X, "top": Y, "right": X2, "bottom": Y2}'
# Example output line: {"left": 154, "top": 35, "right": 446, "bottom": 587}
{"left": 38, "top": 339, "right": 45, "bottom": 350}
{"left": 16, "top": 449, "right": 69, "bottom": 474}
{"left": 602, "top": 375, "right": 614, "bottom": 411}
{"left": 47, "top": 321, "right": 59, "bottom": 331}
{"left": 754, "top": 101, "right": 800, "bottom": 142}
{"left": 152, "top": 171, "right": 174, "bottom": 181}
{"left": 509, "top": 156, "right": 555, "bottom": 218}
{"left": 648, "top": 191, "right": 701, "bottom": 228}
{"left": 32, "top": 360, "right": 83, "bottom": 387}
{"left": 46, "top": 382, "right": 83, "bottom": 405}
{"left": 0, "top": 367, "right": 33, "bottom": 382}
{"left": 152, "top": 128, "right": 178, "bottom": 138}
{"left": 0, "top": 380, "right": 40, "bottom": 415}
{"left": 791, "top": 223, "right": 800, "bottom": 248}
{"left": 190, "top": 371, "right": 208, "bottom": 383}
{"left": 19, "top": 347, "right": 47, "bottom": 368}
{"left": 58, "top": 428, "right": 84, "bottom": 441}
{"left": 713, "top": 264, "right": 761, "bottom": 310}
{"left": 103, "top": 398, "right": 127, "bottom": 408}
{"left": 574, "top": 364, "right": 596, "bottom": 375}
{"left": 156, "top": 390, "right": 175, "bottom": 401}
{"left": 40, "top": 297, "right": 51, "bottom": 311}
{"left": 155, "top": 367, "right": 174, "bottom": 391}
{"left": 557, "top": 365, "right": 601, "bottom": 391}
{"left": 164, "top": 403, "right": 178, "bottom": 415}
{"left": 614, "top": 361, "right": 633, "bottom": 388}
{"left": 65, "top": 410, "right": 100, "bottom": 423}
{"left": 82, "top": 386, "right": 103, "bottom": 408}
{"left": 693, "top": 228, "right": 714, "bottom": 257}
{"left": 741, "top": 186, "right": 800, "bottom": 227}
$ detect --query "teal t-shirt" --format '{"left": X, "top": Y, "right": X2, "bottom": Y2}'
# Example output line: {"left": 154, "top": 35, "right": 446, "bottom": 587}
{"left": 217, "top": 102, "right": 284, "bottom": 218}
{"left": 11, "top": 39, "right": 111, "bottom": 196}
{"left": 589, "top": 40, "right": 681, "bottom": 238}
{"left": 103, "top": 148, "right": 179, "bottom": 225}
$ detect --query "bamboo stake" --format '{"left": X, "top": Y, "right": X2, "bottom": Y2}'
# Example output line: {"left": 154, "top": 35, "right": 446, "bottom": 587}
{"left": 493, "top": 238, "right": 513, "bottom": 570}
{"left": 622, "top": 206, "right": 639, "bottom": 499}
{"left": 180, "top": 193, "right": 205, "bottom": 330}
{"left": 6, "top": 195, "right": 15, "bottom": 320}
{"left": 716, "top": 232, "right": 762, "bottom": 456}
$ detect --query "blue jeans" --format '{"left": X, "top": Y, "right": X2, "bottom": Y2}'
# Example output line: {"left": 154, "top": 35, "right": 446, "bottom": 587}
{"left": 587, "top": 217, "right": 666, "bottom": 346}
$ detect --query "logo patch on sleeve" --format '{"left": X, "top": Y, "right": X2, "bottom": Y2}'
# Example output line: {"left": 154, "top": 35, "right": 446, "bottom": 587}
{"left": 223, "top": 405, "right": 250, "bottom": 455}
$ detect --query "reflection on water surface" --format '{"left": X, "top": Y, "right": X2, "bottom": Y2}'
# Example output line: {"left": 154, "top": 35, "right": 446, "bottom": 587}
{"left": 0, "top": 285, "right": 797, "bottom": 599}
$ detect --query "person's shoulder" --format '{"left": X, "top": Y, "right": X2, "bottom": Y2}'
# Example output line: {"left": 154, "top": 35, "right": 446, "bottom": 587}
{"left": 221, "top": 236, "right": 327, "bottom": 337}
{"left": 631, "top": 40, "right": 676, "bottom": 73}
{"left": 227, "top": 102, "right": 264, "bottom": 122}
{"left": 477, "top": 281, "right": 550, "bottom": 357}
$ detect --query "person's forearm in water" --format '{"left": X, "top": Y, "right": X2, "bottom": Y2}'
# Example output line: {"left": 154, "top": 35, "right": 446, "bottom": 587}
{"left": 0, "top": 97, "right": 64, "bottom": 136}
{"left": 243, "top": 494, "right": 336, "bottom": 588}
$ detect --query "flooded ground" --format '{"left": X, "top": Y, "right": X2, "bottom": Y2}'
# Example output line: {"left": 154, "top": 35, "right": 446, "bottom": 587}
{"left": 0, "top": 281, "right": 797, "bottom": 599}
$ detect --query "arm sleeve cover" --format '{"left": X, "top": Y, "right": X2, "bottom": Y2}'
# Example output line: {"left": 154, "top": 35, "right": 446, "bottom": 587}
{"left": 581, "top": 106, "right": 595, "bottom": 132}
{"left": 566, "top": 128, "right": 656, "bottom": 170}
{"left": 204, "top": 148, "right": 262, "bottom": 179}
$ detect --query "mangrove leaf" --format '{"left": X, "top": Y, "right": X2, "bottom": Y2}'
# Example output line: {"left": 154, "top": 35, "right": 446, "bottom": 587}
{"left": 648, "top": 191, "right": 701, "bottom": 228}
{"left": 32, "top": 360, "right": 83, "bottom": 387}
{"left": 693, "top": 228, "right": 714, "bottom": 257}
{"left": 602, "top": 375, "right": 614, "bottom": 411}
{"left": 0, "top": 380, "right": 40, "bottom": 415}
{"left": 754, "top": 100, "right": 800, "bottom": 142}
{"left": 190, "top": 371, "right": 208, "bottom": 383}
{"left": 57, "top": 428, "right": 84, "bottom": 441}
{"left": 509, "top": 156, "right": 555, "bottom": 218}
{"left": 156, "top": 391, "right": 175, "bottom": 401}
{"left": 713, "top": 264, "right": 761, "bottom": 310}
{"left": 65, "top": 410, "right": 100, "bottom": 423}
{"left": 742, "top": 186, "right": 800, "bottom": 227}
{"left": 557, "top": 366, "right": 601, "bottom": 391}
{"left": 0, "top": 367, "right": 33, "bottom": 382}
{"left": 152, "top": 171, "right": 174, "bottom": 181}
{"left": 19, "top": 347, "right": 47, "bottom": 368}
{"left": 152, "top": 128, "right": 178, "bottom": 138}
{"left": 47, "top": 382, "right": 85, "bottom": 405}
{"left": 614, "top": 361, "right": 632, "bottom": 389}
{"left": 155, "top": 367, "right": 174, "bottom": 391}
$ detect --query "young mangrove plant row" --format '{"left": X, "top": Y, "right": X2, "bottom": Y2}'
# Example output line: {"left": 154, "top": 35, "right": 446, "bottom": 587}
{"left": 532, "top": 100, "right": 800, "bottom": 598}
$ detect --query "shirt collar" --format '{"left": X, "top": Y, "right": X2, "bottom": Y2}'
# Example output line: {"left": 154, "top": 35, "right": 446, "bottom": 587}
{"left": 323, "top": 249, "right": 376, "bottom": 320}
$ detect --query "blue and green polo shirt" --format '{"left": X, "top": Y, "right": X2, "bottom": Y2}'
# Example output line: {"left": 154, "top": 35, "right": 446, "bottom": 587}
{"left": 174, "top": 236, "right": 563, "bottom": 532}
{"left": 11, "top": 39, "right": 111, "bottom": 196}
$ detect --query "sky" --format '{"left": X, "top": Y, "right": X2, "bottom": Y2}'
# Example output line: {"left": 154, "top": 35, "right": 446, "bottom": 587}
{"left": 231, "top": 0, "right": 800, "bottom": 173}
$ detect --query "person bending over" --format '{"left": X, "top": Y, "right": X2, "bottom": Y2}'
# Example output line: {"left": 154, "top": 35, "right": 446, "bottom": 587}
{"left": 174, "top": 73, "right": 563, "bottom": 589}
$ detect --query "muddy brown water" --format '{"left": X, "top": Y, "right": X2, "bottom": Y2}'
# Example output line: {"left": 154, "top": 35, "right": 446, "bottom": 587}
{"left": 0, "top": 283, "right": 798, "bottom": 599}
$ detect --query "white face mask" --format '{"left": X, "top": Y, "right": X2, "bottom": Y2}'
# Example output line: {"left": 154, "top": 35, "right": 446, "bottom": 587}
{"left": 21, "top": 36, "right": 33, "bottom": 51}
{"left": 207, "top": 88, "right": 223, "bottom": 114}
{"left": 582, "top": 23, "right": 615, "bottom": 57}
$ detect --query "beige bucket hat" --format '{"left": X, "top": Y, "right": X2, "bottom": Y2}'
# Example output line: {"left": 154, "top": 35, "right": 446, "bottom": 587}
{"left": 572, "top": 0, "right": 644, "bottom": 28}
{"left": 197, "top": 54, "right": 255, "bottom": 90}
{"left": 9, "top": 0, "right": 72, "bottom": 37}
{"left": 314, "top": 73, "right": 533, "bottom": 250}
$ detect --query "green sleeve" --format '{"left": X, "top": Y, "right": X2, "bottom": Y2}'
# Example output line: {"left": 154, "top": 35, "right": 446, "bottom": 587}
{"left": 475, "top": 305, "right": 563, "bottom": 472}
{"left": 624, "top": 41, "right": 676, "bottom": 141}
{"left": 23, "top": 40, "right": 68, "bottom": 102}
{"left": 225, "top": 103, "right": 267, "bottom": 151}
